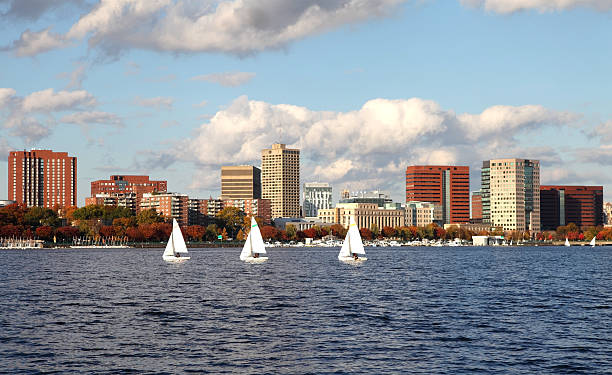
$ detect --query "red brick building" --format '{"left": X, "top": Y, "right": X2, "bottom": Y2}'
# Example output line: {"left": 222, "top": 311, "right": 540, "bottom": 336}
{"left": 89, "top": 175, "right": 167, "bottom": 211}
{"left": 8, "top": 150, "right": 77, "bottom": 208}
{"left": 540, "top": 185, "right": 603, "bottom": 230}
{"left": 140, "top": 193, "right": 189, "bottom": 226}
{"left": 223, "top": 199, "right": 272, "bottom": 225}
{"left": 406, "top": 165, "right": 470, "bottom": 224}
{"left": 471, "top": 191, "right": 483, "bottom": 223}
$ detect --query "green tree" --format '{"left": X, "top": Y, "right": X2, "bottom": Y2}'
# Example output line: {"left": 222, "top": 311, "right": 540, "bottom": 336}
{"left": 24, "top": 207, "right": 61, "bottom": 228}
{"left": 370, "top": 223, "right": 380, "bottom": 238}
{"left": 216, "top": 207, "right": 245, "bottom": 237}
{"left": 137, "top": 209, "right": 164, "bottom": 225}
{"left": 286, "top": 224, "right": 297, "bottom": 240}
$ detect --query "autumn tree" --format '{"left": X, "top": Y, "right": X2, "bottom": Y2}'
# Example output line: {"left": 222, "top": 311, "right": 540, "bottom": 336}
{"left": 260, "top": 226, "right": 278, "bottom": 241}
{"left": 35, "top": 226, "right": 54, "bottom": 241}
{"left": 382, "top": 226, "right": 396, "bottom": 238}
{"left": 285, "top": 224, "right": 297, "bottom": 240}
{"left": 359, "top": 228, "right": 373, "bottom": 240}
{"left": 216, "top": 207, "right": 245, "bottom": 237}
{"left": 185, "top": 225, "right": 206, "bottom": 241}
{"left": 330, "top": 224, "right": 347, "bottom": 238}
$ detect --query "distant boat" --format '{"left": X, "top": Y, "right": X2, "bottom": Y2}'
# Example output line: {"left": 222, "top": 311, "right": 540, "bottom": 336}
{"left": 338, "top": 216, "right": 367, "bottom": 262}
{"left": 565, "top": 238, "right": 570, "bottom": 247}
{"left": 162, "top": 219, "right": 190, "bottom": 262}
{"left": 240, "top": 217, "right": 268, "bottom": 263}
{"left": 590, "top": 236, "right": 596, "bottom": 248}
{"left": 509, "top": 239, "right": 513, "bottom": 246}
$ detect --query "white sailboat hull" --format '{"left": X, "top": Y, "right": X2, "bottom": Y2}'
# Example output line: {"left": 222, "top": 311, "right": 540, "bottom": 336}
{"left": 243, "top": 256, "right": 268, "bottom": 263}
{"left": 338, "top": 256, "right": 367, "bottom": 263}
{"left": 163, "top": 255, "right": 190, "bottom": 262}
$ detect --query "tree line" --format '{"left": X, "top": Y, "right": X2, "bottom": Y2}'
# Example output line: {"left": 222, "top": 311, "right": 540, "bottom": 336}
{"left": 1, "top": 203, "right": 608, "bottom": 243}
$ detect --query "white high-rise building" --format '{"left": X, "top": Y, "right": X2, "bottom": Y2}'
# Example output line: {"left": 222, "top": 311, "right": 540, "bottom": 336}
{"left": 488, "top": 158, "right": 540, "bottom": 232}
{"left": 261, "top": 143, "right": 300, "bottom": 219}
{"left": 302, "top": 182, "right": 332, "bottom": 218}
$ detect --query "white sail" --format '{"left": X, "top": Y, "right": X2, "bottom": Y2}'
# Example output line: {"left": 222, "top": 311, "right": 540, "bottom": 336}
{"left": 590, "top": 236, "right": 596, "bottom": 247}
{"left": 163, "top": 219, "right": 188, "bottom": 259}
{"left": 565, "top": 238, "right": 570, "bottom": 247}
{"left": 241, "top": 217, "right": 266, "bottom": 260}
{"left": 338, "top": 216, "right": 365, "bottom": 259}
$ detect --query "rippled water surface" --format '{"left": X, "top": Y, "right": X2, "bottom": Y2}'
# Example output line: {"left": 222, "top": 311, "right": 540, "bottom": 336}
{"left": 1, "top": 246, "right": 611, "bottom": 374}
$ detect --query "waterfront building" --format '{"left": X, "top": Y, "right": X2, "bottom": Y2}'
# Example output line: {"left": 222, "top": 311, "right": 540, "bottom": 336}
{"left": 221, "top": 166, "right": 261, "bottom": 200}
{"left": 207, "top": 198, "right": 224, "bottom": 217}
{"left": 318, "top": 203, "right": 404, "bottom": 229}
{"left": 481, "top": 161, "right": 491, "bottom": 223}
{"left": 339, "top": 190, "right": 392, "bottom": 208}
{"left": 89, "top": 175, "right": 166, "bottom": 211}
{"left": 188, "top": 198, "right": 209, "bottom": 226}
{"left": 140, "top": 192, "right": 189, "bottom": 226}
{"left": 605, "top": 202, "right": 612, "bottom": 225}
{"left": 405, "top": 165, "right": 470, "bottom": 224}
{"left": 8, "top": 149, "right": 77, "bottom": 208}
{"left": 540, "top": 186, "right": 603, "bottom": 230}
{"left": 273, "top": 218, "right": 331, "bottom": 231}
{"left": 261, "top": 143, "right": 300, "bottom": 219}
{"left": 85, "top": 192, "right": 138, "bottom": 212}
{"left": 487, "top": 158, "right": 540, "bottom": 232}
{"left": 303, "top": 182, "right": 333, "bottom": 218}
{"left": 471, "top": 191, "right": 483, "bottom": 223}
{"left": 405, "top": 201, "right": 443, "bottom": 227}
{"left": 223, "top": 199, "right": 272, "bottom": 225}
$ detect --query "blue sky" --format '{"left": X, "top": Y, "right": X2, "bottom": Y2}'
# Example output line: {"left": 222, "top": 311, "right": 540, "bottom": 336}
{"left": 1, "top": 0, "right": 611, "bottom": 205}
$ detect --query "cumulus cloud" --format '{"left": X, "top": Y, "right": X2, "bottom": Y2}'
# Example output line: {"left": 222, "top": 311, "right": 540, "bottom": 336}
{"left": 22, "top": 88, "right": 96, "bottom": 112}
{"left": 0, "top": 86, "right": 120, "bottom": 143}
{"left": 6, "top": 0, "right": 406, "bottom": 57}
{"left": 460, "top": 0, "right": 612, "bottom": 13}
{"left": 589, "top": 120, "right": 612, "bottom": 143}
{"left": 171, "top": 95, "right": 575, "bottom": 193}
{"left": 191, "top": 72, "right": 256, "bottom": 87}
{"left": 134, "top": 96, "right": 174, "bottom": 110}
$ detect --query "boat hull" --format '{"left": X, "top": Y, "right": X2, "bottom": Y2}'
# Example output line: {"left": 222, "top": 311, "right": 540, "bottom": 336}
{"left": 163, "top": 256, "right": 190, "bottom": 263}
{"left": 243, "top": 256, "right": 268, "bottom": 263}
{"left": 338, "top": 256, "right": 367, "bottom": 263}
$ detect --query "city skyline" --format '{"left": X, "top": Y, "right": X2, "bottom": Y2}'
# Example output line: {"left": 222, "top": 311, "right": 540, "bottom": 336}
{"left": 1, "top": 1, "right": 611, "bottom": 204}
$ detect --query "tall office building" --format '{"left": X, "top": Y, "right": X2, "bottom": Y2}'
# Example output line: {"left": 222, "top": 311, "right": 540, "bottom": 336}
{"left": 481, "top": 161, "right": 491, "bottom": 223}
{"left": 487, "top": 158, "right": 540, "bottom": 232}
{"left": 303, "top": 182, "right": 332, "bottom": 218}
{"left": 221, "top": 166, "right": 261, "bottom": 200}
{"left": 540, "top": 185, "right": 603, "bottom": 230}
{"left": 261, "top": 143, "right": 300, "bottom": 218}
{"left": 405, "top": 165, "right": 470, "bottom": 224}
{"left": 8, "top": 149, "right": 77, "bottom": 208}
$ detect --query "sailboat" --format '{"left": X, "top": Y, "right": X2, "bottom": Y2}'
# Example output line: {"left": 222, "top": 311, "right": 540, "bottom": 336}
{"left": 162, "top": 219, "right": 190, "bottom": 262}
{"left": 590, "top": 236, "right": 596, "bottom": 247}
{"left": 338, "top": 216, "right": 367, "bottom": 262}
{"left": 565, "top": 238, "right": 570, "bottom": 247}
{"left": 240, "top": 217, "right": 268, "bottom": 263}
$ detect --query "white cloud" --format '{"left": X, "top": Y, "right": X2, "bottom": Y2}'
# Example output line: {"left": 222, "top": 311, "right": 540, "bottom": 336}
{"left": 134, "top": 96, "right": 174, "bottom": 110}
{"left": 57, "top": 62, "right": 88, "bottom": 89}
{"left": 175, "top": 95, "right": 574, "bottom": 194}
{"left": 60, "top": 111, "right": 123, "bottom": 126}
{"left": 0, "top": 88, "right": 17, "bottom": 107}
{"left": 8, "top": 28, "right": 67, "bottom": 57}
{"left": 191, "top": 72, "right": 256, "bottom": 87}
{"left": 590, "top": 120, "right": 612, "bottom": 143}
{"left": 22, "top": 88, "right": 96, "bottom": 112}
{"left": 7, "top": 0, "right": 407, "bottom": 57}
{"left": 193, "top": 99, "right": 208, "bottom": 108}
{"left": 460, "top": 0, "right": 612, "bottom": 13}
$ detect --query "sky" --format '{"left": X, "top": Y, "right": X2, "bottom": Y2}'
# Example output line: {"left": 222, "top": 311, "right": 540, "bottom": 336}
{"left": 0, "top": 0, "right": 611, "bottom": 205}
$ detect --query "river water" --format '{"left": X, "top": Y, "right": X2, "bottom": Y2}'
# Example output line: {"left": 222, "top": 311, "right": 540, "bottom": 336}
{"left": 0, "top": 246, "right": 610, "bottom": 374}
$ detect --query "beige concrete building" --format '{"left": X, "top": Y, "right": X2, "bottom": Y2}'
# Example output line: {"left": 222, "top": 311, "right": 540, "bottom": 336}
{"left": 405, "top": 201, "right": 443, "bottom": 227}
{"left": 261, "top": 144, "right": 300, "bottom": 218}
{"left": 318, "top": 203, "right": 405, "bottom": 229}
{"left": 488, "top": 158, "right": 540, "bottom": 232}
{"left": 221, "top": 165, "right": 261, "bottom": 200}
